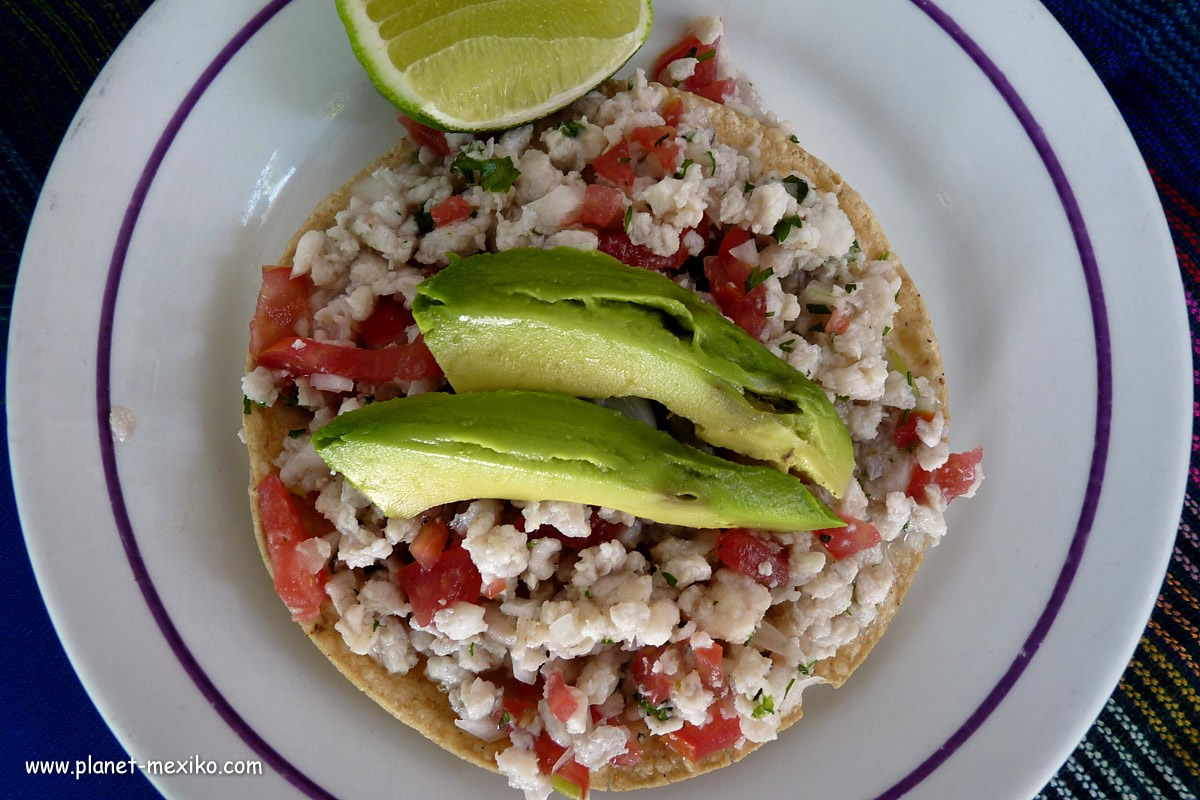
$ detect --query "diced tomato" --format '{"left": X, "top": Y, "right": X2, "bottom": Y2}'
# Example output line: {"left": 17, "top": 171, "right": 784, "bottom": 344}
{"left": 893, "top": 409, "right": 936, "bottom": 449}
{"left": 358, "top": 295, "right": 414, "bottom": 348}
{"left": 534, "top": 733, "right": 591, "bottom": 799}
{"left": 814, "top": 515, "right": 881, "bottom": 561}
{"left": 662, "top": 95, "right": 684, "bottom": 127}
{"left": 630, "top": 647, "right": 673, "bottom": 704}
{"left": 610, "top": 737, "right": 642, "bottom": 767}
{"left": 705, "top": 227, "right": 767, "bottom": 338}
{"left": 409, "top": 519, "right": 449, "bottom": 570}
{"left": 497, "top": 675, "right": 543, "bottom": 724}
{"left": 249, "top": 266, "right": 312, "bottom": 357}
{"left": 653, "top": 36, "right": 719, "bottom": 90}
{"left": 597, "top": 230, "right": 687, "bottom": 272}
{"left": 396, "top": 546, "right": 482, "bottom": 627}
{"left": 591, "top": 141, "right": 635, "bottom": 191}
{"left": 398, "top": 114, "right": 450, "bottom": 157}
{"left": 256, "top": 474, "right": 327, "bottom": 621}
{"left": 630, "top": 125, "right": 681, "bottom": 176}
{"left": 545, "top": 673, "right": 580, "bottom": 723}
{"left": 826, "top": 306, "right": 851, "bottom": 336}
{"left": 257, "top": 335, "right": 442, "bottom": 384}
{"left": 664, "top": 713, "right": 742, "bottom": 763}
{"left": 907, "top": 446, "right": 984, "bottom": 504}
{"left": 576, "top": 184, "right": 626, "bottom": 229}
{"left": 483, "top": 578, "right": 508, "bottom": 599}
{"left": 692, "top": 79, "right": 736, "bottom": 104}
{"left": 692, "top": 641, "right": 725, "bottom": 693}
{"left": 430, "top": 194, "right": 472, "bottom": 227}
{"left": 524, "top": 508, "right": 626, "bottom": 551}
{"left": 715, "top": 529, "right": 789, "bottom": 588}
{"left": 717, "top": 226, "right": 754, "bottom": 262}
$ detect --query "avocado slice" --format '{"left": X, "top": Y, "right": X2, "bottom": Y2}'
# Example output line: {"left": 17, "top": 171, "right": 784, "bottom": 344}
{"left": 311, "top": 391, "right": 842, "bottom": 531}
{"left": 412, "top": 248, "right": 855, "bottom": 496}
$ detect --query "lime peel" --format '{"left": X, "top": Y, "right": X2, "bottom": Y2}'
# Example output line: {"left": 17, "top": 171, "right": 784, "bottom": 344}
{"left": 336, "top": 0, "right": 654, "bottom": 131}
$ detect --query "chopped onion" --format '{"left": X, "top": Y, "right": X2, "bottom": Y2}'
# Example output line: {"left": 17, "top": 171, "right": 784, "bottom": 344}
{"left": 728, "top": 239, "right": 759, "bottom": 266}
{"left": 800, "top": 281, "right": 838, "bottom": 307}
{"left": 749, "top": 620, "right": 802, "bottom": 661}
{"left": 310, "top": 373, "right": 354, "bottom": 393}
{"left": 594, "top": 396, "right": 657, "bottom": 429}
{"left": 454, "top": 716, "right": 507, "bottom": 743}
{"left": 552, "top": 744, "right": 576, "bottom": 774}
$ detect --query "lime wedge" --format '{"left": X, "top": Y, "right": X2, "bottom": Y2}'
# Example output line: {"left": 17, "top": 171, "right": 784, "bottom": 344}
{"left": 336, "top": 0, "right": 654, "bottom": 131}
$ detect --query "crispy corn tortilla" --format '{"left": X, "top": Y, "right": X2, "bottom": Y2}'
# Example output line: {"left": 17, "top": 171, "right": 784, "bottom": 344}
{"left": 244, "top": 84, "right": 948, "bottom": 790}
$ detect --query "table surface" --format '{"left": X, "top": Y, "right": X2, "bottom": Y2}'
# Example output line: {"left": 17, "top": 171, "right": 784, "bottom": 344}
{"left": 1, "top": 1, "right": 1197, "bottom": 798}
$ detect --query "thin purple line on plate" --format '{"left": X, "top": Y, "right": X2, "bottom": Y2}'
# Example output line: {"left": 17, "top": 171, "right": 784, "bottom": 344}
{"left": 873, "top": 2, "right": 1112, "bottom": 797}
{"left": 88, "top": 2, "right": 1112, "bottom": 799}
{"left": 93, "top": 1, "right": 337, "bottom": 798}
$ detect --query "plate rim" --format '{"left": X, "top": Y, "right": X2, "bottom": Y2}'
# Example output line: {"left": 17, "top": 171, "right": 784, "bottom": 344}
{"left": 8, "top": 0, "right": 1188, "bottom": 798}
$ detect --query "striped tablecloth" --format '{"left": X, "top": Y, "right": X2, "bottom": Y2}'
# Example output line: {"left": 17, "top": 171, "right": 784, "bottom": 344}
{"left": 1, "top": 1, "right": 1196, "bottom": 797}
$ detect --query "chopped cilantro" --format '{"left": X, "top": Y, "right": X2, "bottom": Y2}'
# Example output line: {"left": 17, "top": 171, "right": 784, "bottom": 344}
{"left": 789, "top": 134, "right": 800, "bottom": 143}
{"left": 706, "top": 150, "right": 717, "bottom": 173}
{"left": 450, "top": 152, "right": 521, "bottom": 192}
{"left": 848, "top": 239, "right": 861, "bottom": 256}
{"left": 881, "top": 326, "right": 891, "bottom": 337}
{"left": 782, "top": 175, "right": 809, "bottom": 203}
{"left": 845, "top": 283, "right": 857, "bottom": 292}
{"left": 498, "top": 711, "right": 512, "bottom": 729}
{"left": 696, "top": 49, "right": 716, "bottom": 63}
{"left": 836, "top": 394, "right": 849, "bottom": 403}
{"left": 806, "top": 303, "right": 832, "bottom": 315}
{"left": 414, "top": 209, "right": 435, "bottom": 234}
{"left": 764, "top": 310, "right": 775, "bottom": 318}
{"left": 829, "top": 330, "right": 838, "bottom": 344}
{"left": 584, "top": 589, "right": 592, "bottom": 599}
{"left": 662, "top": 572, "right": 678, "bottom": 588}
{"left": 751, "top": 693, "right": 775, "bottom": 719}
{"left": 469, "top": 642, "right": 475, "bottom": 656}
{"left": 900, "top": 408, "right": 911, "bottom": 425}
{"left": 634, "top": 693, "right": 672, "bottom": 721}
{"left": 675, "top": 158, "right": 695, "bottom": 179}
{"left": 906, "top": 370, "right": 916, "bottom": 391}
{"left": 287, "top": 428, "right": 306, "bottom": 438}
{"left": 601, "top": 637, "right": 615, "bottom": 645}
{"left": 242, "top": 396, "right": 252, "bottom": 415}
{"left": 797, "top": 660, "right": 816, "bottom": 676}
{"left": 780, "top": 339, "right": 796, "bottom": 353}
{"left": 527, "top": 540, "right": 537, "bottom": 549}
{"left": 784, "top": 677, "right": 796, "bottom": 698}
{"left": 772, "top": 215, "right": 803, "bottom": 243}
{"left": 623, "top": 205, "right": 633, "bottom": 232}
{"left": 745, "top": 265, "right": 774, "bottom": 292}
{"left": 743, "top": 181, "right": 755, "bottom": 193}
{"left": 558, "top": 119, "right": 584, "bottom": 138}
{"left": 373, "top": 619, "right": 382, "bottom": 631}
{"left": 880, "top": 250, "right": 891, "bottom": 260}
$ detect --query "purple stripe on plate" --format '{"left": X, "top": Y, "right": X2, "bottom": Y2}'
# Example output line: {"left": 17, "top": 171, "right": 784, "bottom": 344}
{"left": 89, "top": 2, "right": 1111, "bottom": 800}
{"left": 873, "top": 2, "right": 1113, "bottom": 798}
{"left": 93, "top": 1, "right": 338, "bottom": 798}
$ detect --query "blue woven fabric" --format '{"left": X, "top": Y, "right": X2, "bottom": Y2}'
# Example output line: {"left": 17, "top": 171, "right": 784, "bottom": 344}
{"left": 2, "top": 1, "right": 1196, "bottom": 798}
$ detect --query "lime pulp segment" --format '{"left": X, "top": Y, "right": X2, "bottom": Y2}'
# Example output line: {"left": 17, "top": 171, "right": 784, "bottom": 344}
{"left": 337, "top": 0, "right": 654, "bottom": 130}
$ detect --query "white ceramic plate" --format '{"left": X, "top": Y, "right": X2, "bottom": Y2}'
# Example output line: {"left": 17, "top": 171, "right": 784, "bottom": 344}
{"left": 10, "top": 0, "right": 1189, "bottom": 798}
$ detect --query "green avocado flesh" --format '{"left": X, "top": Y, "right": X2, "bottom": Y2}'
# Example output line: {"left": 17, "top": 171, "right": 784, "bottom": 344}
{"left": 412, "top": 247, "right": 855, "bottom": 496}
{"left": 311, "top": 391, "right": 843, "bottom": 531}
